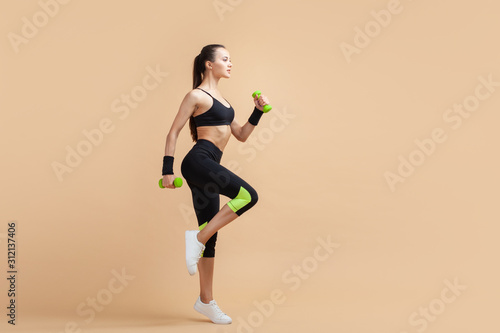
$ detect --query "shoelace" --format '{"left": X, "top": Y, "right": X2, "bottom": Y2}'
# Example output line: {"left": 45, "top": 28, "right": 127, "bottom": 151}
{"left": 210, "top": 301, "right": 228, "bottom": 319}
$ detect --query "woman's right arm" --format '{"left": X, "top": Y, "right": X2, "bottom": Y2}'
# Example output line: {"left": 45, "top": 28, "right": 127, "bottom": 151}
{"left": 162, "top": 91, "right": 199, "bottom": 188}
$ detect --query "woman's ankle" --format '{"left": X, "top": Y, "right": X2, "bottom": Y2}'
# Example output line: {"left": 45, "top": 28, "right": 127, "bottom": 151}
{"left": 200, "top": 295, "right": 213, "bottom": 304}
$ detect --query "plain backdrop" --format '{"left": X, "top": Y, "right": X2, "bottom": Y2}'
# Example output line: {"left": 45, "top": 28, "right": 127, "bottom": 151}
{"left": 1, "top": 0, "right": 499, "bottom": 332}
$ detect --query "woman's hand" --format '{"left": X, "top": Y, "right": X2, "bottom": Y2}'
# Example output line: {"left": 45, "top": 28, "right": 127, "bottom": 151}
{"left": 253, "top": 94, "right": 270, "bottom": 111}
{"left": 162, "top": 174, "right": 177, "bottom": 189}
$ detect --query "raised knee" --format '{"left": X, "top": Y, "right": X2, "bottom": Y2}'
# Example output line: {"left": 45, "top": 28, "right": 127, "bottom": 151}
{"left": 227, "top": 186, "right": 258, "bottom": 214}
{"left": 249, "top": 187, "right": 258, "bottom": 206}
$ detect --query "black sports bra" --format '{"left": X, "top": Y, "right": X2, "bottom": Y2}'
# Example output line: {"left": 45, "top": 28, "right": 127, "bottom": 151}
{"left": 193, "top": 88, "right": 235, "bottom": 127}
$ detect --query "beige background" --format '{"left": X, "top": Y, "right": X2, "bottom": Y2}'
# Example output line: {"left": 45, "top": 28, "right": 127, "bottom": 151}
{"left": 1, "top": 0, "right": 499, "bottom": 332}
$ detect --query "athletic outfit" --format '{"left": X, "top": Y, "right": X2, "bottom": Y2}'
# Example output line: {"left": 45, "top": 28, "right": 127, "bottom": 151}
{"left": 180, "top": 88, "right": 259, "bottom": 258}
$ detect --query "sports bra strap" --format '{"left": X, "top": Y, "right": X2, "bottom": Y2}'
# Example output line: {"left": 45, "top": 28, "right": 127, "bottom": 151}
{"left": 196, "top": 88, "right": 213, "bottom": 98}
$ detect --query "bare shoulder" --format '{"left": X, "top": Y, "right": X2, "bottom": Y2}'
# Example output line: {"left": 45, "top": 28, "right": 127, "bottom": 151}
{"left": 186, "top": 88, "right": 205, "bottom": 101}
{"left": 186, "top": 88, "right": 209, "bottom": 105}
{"left": 188, "top": 88, "right": 213, "bottom": 112}
{"left": 177, "top": 89, "right": 202, "bottom": 109}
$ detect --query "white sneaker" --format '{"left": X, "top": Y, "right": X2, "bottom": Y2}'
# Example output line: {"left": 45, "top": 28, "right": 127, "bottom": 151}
{"left": 194, "top": 297, "right": 232, "bottom": 324}
{"left": 185, "top": 230, "right": 205, "bottom": 275}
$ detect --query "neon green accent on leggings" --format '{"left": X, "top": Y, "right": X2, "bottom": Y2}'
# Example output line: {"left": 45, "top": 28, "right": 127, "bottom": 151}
{"left": 227, "top": 186, "right": 251, "bottom": 213}
{"left": 198, "top": 222, "right": 208, "bottom": 257}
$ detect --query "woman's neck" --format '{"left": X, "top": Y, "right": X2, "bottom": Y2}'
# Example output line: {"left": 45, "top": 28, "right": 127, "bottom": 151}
{"left": 200, "top": 73, "right": 220, "bottom": 91}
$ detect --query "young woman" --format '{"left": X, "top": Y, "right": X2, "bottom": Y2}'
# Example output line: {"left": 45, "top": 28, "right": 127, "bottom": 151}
{"left": 161, "top": 44, "right": 270, "bottom": 324}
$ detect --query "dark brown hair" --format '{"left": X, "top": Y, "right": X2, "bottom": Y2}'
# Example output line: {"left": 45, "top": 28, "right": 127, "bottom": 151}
{"left": 189, "top": 44, "right": 226, "bottom": 142}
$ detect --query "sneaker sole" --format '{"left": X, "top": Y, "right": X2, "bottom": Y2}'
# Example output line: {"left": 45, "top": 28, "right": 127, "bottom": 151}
{"left": 194, "top": 302, "right": 232, "bottom": 325}
{"left": 185, "top": 231, "right": 197, "bottom": 275}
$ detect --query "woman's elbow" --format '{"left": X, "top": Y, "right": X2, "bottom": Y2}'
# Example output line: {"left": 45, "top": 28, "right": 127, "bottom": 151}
{"left": 238, "top": 131, "right": 249, "bottom": 142}
{"left": 166, "top": 132, "right": 179, "bottom": 146}
{"left": 232, "top": 129, "right": 246, "bottom": 142}
{"left": 167, "top": 128, "right": 180, "bottom": 140}
{"left": 233, "top": 133, "right": 246, "bottom": 142}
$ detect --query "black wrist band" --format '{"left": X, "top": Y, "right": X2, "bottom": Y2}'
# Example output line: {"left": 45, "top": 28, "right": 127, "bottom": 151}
{"left": 248, "top": 107, "right": 264, "bottom": 126}
{"left": 162, "top": 156, "right": 174, "bottom": 175}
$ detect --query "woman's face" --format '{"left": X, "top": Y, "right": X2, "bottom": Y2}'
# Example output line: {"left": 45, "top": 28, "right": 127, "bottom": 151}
{"left": 207, "top": 48, "right": 232, "bottom": 79}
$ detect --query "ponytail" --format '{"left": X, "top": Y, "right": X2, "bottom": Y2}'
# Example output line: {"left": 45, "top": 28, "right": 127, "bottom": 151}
{"left": 189, "top": 44, "right": 226, "bottom": 142}
{"left": 192, "top": 54, "right": 204, "bottom": 90}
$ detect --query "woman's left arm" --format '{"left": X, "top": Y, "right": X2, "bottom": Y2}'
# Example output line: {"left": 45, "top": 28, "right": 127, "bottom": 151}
{"left": 231, "top": 94, "right": 270, "bottom": 142}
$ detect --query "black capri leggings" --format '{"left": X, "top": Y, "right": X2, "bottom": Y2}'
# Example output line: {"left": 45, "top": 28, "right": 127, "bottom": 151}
{"left": 181, "top": 139, "right": 258, "bottom": 257}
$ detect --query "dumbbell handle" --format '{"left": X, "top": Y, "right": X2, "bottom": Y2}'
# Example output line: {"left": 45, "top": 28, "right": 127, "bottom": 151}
{"left": 159, "top": 177, "right": 183, "bottom": 188}
{"left": 252, "top": 90, "right": 272, "bottom": 113}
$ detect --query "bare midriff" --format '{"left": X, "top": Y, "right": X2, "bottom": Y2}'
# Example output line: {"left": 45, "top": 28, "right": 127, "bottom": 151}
{"left": 196, "top": 125, "right": 231, "bottom": 152}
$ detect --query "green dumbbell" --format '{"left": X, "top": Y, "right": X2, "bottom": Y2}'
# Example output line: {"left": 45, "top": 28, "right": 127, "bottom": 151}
{"left": 159, "top": 177, "right": 183, "bottom": 189}
{"left": 252, "top": 90, "right": 272, "bottom": 113}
